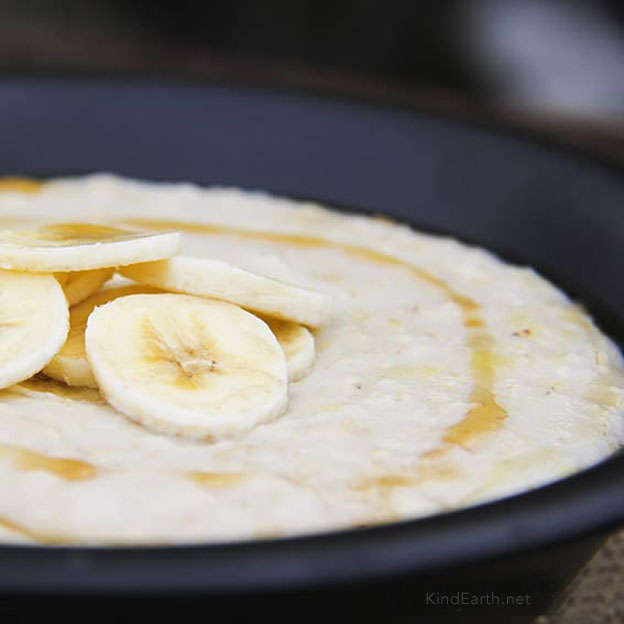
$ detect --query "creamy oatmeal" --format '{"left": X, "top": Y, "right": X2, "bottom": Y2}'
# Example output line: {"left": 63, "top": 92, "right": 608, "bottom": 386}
{"left": 0, "top": 174, "right": 622, "bottom": 545}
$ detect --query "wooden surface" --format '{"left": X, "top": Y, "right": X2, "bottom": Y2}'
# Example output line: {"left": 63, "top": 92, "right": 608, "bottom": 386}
{"left": 538, "top": 531, "right": 624, "bottom": 623}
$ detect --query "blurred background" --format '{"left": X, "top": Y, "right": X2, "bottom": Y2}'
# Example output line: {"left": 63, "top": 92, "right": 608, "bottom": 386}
{"left": 0, "top": 0, "right": 623, "bottom": 162}
{"left": 0, "top": 2, "right": 622, "bottom": 621}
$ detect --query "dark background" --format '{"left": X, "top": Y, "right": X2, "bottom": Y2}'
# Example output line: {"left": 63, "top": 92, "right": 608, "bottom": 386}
{"left": 1, "top": 0, "right": 623, "bottom": 161}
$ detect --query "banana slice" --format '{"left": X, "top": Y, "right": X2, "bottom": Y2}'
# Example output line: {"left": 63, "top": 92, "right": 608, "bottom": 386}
{"left": 0, "top": 270, "right": 68, "bottom": 389}
{"left": 44, "top": 284, "right": 161, "bottom": 388}
{"left": 260, "top": 315, "right": 315, "bottom": 381}
{"left": 10, "top": 374, "right": 104, "bottom": 403}
{"left": 0, "top": 223, "right": 180, "bottom": 272}
{"left": 55, "top": 268, "right": 115, "bottom": 306}
{"left": 120, "top": 257, "right": 330, "bottom": 327}
{"left": 85, "top": 294, "right": 288, "bottom": 439}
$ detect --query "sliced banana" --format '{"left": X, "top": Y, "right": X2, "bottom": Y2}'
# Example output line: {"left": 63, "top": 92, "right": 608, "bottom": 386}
{"left": 55, "top": 268, "right": 115, "bottom": 306}
{"left": 44, "top": 284, "right": 161, "bottom": 388}
{"left": 0, "top": 223, "right": 180, "bottom": 272}
{"left": 85, "top": 294, "right": 288, "bottom": 439}
{"left": 10, "top": 374, "right": 104, "bottom": 403}
{"left": 120, "top": 256, "right": 330, "bottom": 327}
{"left": 0, "top": 270, "right": 68, "bottom": 389}
{"left": 260, "top": 315, "right": 315, "bottom": 381}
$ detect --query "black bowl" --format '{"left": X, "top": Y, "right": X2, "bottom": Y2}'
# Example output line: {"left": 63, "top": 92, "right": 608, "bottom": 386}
{"left": 0, "top": 77, "right": 622, "bottom": 622}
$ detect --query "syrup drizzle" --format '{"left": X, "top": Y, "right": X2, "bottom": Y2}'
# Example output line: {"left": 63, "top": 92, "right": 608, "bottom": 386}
{"left": 0, "top": 177, "right": 43, "bottom": 194}
{"left": 188, "top": 471, "right": 246, "bottom": 488}
{"left": 0, "top": 515, "right": 69, "bottom": 545}
{"left": 0, "top": 444, "right": 97, "bottom": 481}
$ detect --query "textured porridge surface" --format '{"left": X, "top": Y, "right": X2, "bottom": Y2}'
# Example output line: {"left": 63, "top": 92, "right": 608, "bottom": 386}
{"left": 0, "top": 175, "right": 622, "bottom": 544}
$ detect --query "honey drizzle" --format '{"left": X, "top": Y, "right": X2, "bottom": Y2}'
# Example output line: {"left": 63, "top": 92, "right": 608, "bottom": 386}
{"left": 0, "top": 177, "right": 43, "bottom": 194}
{"left": 434, "top": 315, "right": 506, "bottom": 452}
{"left": 0, "top": 444, "right": 97, "bottom": 481}
{"left": 0, "top": 515, "right": 42, "bottom": 543}
{"left": 127, "top": 219, "right": 508, "bottom": 454}
{"left": 189, "top": 471, "right": 246, "bottom": 488}
{"left": 0, "top": 515, "right": 71, "bottom": 544}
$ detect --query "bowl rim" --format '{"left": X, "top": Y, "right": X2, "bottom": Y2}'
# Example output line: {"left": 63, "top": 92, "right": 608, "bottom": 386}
{"left": 0, "top": 452, "right": 621, "bottom": 593}
{"left": 0, "top": 75, "right": 622, "bottom": 594}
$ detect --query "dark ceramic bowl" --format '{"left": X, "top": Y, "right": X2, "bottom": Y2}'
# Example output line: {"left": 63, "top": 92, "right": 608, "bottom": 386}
{"left": 0, "top": 77, "right": 622, "bottom": 623}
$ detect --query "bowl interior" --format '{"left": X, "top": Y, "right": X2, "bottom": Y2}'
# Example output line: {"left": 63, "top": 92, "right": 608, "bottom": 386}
{"left": 0, "top": 76, "right": 622, "bottom": 593}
